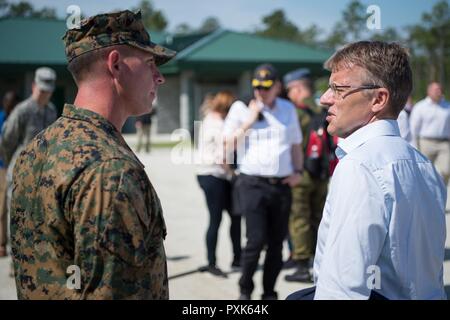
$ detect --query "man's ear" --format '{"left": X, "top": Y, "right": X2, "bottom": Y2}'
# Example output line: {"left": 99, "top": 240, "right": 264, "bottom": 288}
{"left": 106, "top": 50, "right": 121, "bottom": 77}
{"left": 371, "top": 88, "right": 390, "bottom": 113}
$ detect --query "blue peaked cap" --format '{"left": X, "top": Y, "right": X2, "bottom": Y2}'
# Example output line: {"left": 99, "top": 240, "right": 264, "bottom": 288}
{"left": 283, "top": 68, "right": 311, "bottom": 86}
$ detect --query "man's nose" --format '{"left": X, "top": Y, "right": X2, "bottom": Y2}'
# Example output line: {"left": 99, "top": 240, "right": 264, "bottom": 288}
{"left": 319, "top": 88, "right": 334, "bottom": 107}
{"left": 154, "top": 69, "right": 165, "bottom": 85}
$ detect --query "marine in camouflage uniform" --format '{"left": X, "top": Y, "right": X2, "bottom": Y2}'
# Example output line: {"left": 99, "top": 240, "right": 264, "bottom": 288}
{"left": 0, "top": 68, "right": 58, "bottom": 210}
{"left": 10, "top": 10, "right": 176, "bottom": 299}
{"left": 283, "top": 69, "right": 333, "bottom": 282}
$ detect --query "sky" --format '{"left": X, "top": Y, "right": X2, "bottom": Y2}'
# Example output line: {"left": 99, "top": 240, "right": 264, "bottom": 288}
{"left": 10, "top": 0, "right": 445, "bottom": 35}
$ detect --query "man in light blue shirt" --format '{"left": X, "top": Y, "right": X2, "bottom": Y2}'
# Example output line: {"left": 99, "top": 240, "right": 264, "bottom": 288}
{"left": 287, "top": 41, "right": 447, "bottom": 300}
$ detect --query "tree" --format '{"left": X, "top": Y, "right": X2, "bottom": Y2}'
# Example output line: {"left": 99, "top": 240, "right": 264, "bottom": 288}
{"left": 198, "top": 16, "right": 221, "bottom": 33}
{"left": 256, "top": 9, "right": 299, "bottom": 42}
{"left": 134, "top": 0, "right": 168, "bottom": 31}
{"left": 0, "top": 0, "right": 8, "bottom": 16}
{"left": 322, "top": 0, "right": 370, "bottom": 49}
{"left": 296, "top": 24, "right": 322, "bottom": 46}
{"left": 6, "top": 0, "right": 33, "bottom": 17}
{"left": 174, "top": 23, "right": 193, "bottom": 35}
{"left": 342, "top": 0, "right": 369, "bottom": 41}
{"left": 370, "top": 27, "right": 402, "bottom": 42}
{"left": 324, "top": 22, "right": 347, "bottom": 49}
{"left": 0, "top": 0, "right": 56, "bottom": 18}
{"left": 408, "top": 0, "right": 450, "bottom": 89}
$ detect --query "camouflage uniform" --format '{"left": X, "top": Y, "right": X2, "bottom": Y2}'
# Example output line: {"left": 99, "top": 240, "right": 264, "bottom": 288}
{"left": 10, "top": 10, "right": 175, "bottom": 299}
{"left": 11, "top": 104, "right": 168, "bottom": 299}
{"left": 63, "top": 10, "right": 175, "bottom": 65}
{"left": 290, "top": 98, "right": 329, "bottom": 262}
{"left": 0, "top": 97, "right": 57, "bottom": 209}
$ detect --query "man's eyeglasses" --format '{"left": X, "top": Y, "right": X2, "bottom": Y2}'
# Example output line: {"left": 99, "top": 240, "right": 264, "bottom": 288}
{"left": 328, "top": 83, "right": 382, "bottom": 100}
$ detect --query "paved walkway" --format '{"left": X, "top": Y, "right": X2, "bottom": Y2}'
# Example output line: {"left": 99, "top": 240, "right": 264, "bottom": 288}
{"left": 1, "top": 144, "right": 450, "bottom": 300}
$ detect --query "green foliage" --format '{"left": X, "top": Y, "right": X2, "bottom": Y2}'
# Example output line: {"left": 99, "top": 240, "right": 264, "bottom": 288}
{"left": 198, "top": 16, "right": 221, "bottom": 33}
{"left": 174, "top": 23, "right": 194, "bottom": 35}
{"left": 134, "top": 0, "right": 168, "bottom": 31}
{"left": 370, "top": 28, "right": 402, "bottom": 42}
{"left": 342, "top": 0, "right": 369, "bottom": 41}
{"left": 255, "top": 9, "right": 321, "bottom": 47}
{"left": 407, "top": 0, "right": 450, "bottom": 96}
{"left": 0, "top": 0, "right": 56, "bottom": 18}
{"left": 256, "top": 9, "right": 300, "bottom": 41}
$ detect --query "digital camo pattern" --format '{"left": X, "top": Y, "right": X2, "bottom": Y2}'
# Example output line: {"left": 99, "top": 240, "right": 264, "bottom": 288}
{"left": 11, "top": 104, "right": 168, "bottom": 300}
{"left": 63, "top": 10, "right": 176, "bottom": 65}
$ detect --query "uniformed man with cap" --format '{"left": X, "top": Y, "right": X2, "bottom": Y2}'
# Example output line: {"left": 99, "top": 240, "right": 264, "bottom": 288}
{"left": 224, "top": 64, "right": 304, "bottom": 300}
{"left": 0, "top": 66, "right": 58, "bottom": 213}
{"left": 283, "top": 68, "right": 336, "bottom": 283}
{"left": 10, "top": 10, "right": 176, "bottom": 299}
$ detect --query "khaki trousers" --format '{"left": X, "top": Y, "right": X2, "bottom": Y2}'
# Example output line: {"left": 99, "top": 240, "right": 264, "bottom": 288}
{"left": 418, "top": 138, "right": 450, "bottom": 186}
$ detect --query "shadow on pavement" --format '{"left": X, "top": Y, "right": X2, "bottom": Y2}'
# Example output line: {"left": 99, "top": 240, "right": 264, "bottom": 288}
{"left": 168, "top": 268, "right": 201, "bottom": 280}
{"left": 167, "top": 255, "right": 190, "bottom": 261}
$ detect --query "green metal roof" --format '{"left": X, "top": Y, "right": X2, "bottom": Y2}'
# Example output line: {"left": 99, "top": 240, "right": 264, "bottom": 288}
{"left": 176, "top": 30, "right": 332, "bottom": 63}
{"left": 0, "top": 17, "right": 67, "bottom": 64}
{"left": 159, "top": 29, "right": 332, "bottom": 75}
{"left": 0, "top": 17, "right": 167, "bottom": 65}
{"left": 163, "top": 32, "right": 211, "bottom": 52}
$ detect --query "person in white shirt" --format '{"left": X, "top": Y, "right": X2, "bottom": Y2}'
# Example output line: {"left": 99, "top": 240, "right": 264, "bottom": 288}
{"left": 410, "top": 82, "right": 450, "bottom": 185}
{"left": 224, "top": 64, "right": 304, "bottom": 300}
{"left": 196, "top": 91, "right": 241, "bottom": 277}
{"left": 287, "top": 41, "right": 447, "bottom": 300}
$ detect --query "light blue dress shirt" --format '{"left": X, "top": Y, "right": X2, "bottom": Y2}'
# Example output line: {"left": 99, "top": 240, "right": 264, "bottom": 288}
{"left": 314, "top": 120, "right": 447, "bottom": 300}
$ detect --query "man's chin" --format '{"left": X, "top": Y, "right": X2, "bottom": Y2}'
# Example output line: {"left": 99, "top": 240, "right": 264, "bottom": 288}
{"left": 134, "top": 106, "right": 153, "bottom": 117}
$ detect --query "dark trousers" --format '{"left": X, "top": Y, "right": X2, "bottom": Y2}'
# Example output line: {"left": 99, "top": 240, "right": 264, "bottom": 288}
{"left": 235, "top": 174, "right": 292, "bottom": 296}
{"left": 197, "top": 175, "right": 241, "bottom": 266}
{"left": 287, "top": 286, "right": 389, "bottom": 300}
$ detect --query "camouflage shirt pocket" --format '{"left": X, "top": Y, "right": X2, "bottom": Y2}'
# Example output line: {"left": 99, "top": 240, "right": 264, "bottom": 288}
{"left": 99, "top": 191, "right": 164, "bottom": 268}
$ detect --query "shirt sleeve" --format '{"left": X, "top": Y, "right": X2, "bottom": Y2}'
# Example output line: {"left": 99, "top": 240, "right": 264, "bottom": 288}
{"left": 223, "top": 100, "right": 246, "bottom": 137}
{"left": 314, "top": 159, "right": 388, "bottom": 300}
{"left": 69, "top": 159, "right": 168, "bottom": 299}
{"left": 289, "top": 105, "right": 302, "bottom": 145}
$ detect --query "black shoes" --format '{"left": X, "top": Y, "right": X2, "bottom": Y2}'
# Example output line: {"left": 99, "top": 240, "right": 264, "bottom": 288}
{"left": 284, "top": 260, "right": 313, "bottom": 283}
{"left": 199, "top": 264, "right": 228, "bottom": 278}
{"left": 282, "top": 257, "right": 298, "bottom": 269}
{"left": 261, "top": 292, "right": 278, "bottom": 300}
{"left": 231, "top": 259, "right": 241, "bottom": 270}
{"left": 239, "top": 292, "right": 278, "bottom": 300}
{"left": 238, "top": 293, "right": 251, "bottom": 300}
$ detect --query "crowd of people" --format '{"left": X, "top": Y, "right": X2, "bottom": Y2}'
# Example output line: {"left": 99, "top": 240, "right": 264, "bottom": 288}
{"left": 0, "top": 9, "right": 448, "bottom": 300}
{"left": 195, "top": 50, "right": 449, "bottom": 300}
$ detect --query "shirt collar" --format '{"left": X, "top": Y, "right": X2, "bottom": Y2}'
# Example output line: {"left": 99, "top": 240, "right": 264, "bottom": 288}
{"left": 61, "top": 104, "right": 144, "bottom": 167}
{"left": 262, "top": 98, "right": 280, "bottom": 113}
{"left": 336, "top": 119, "right": 400, "bottom": 160}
